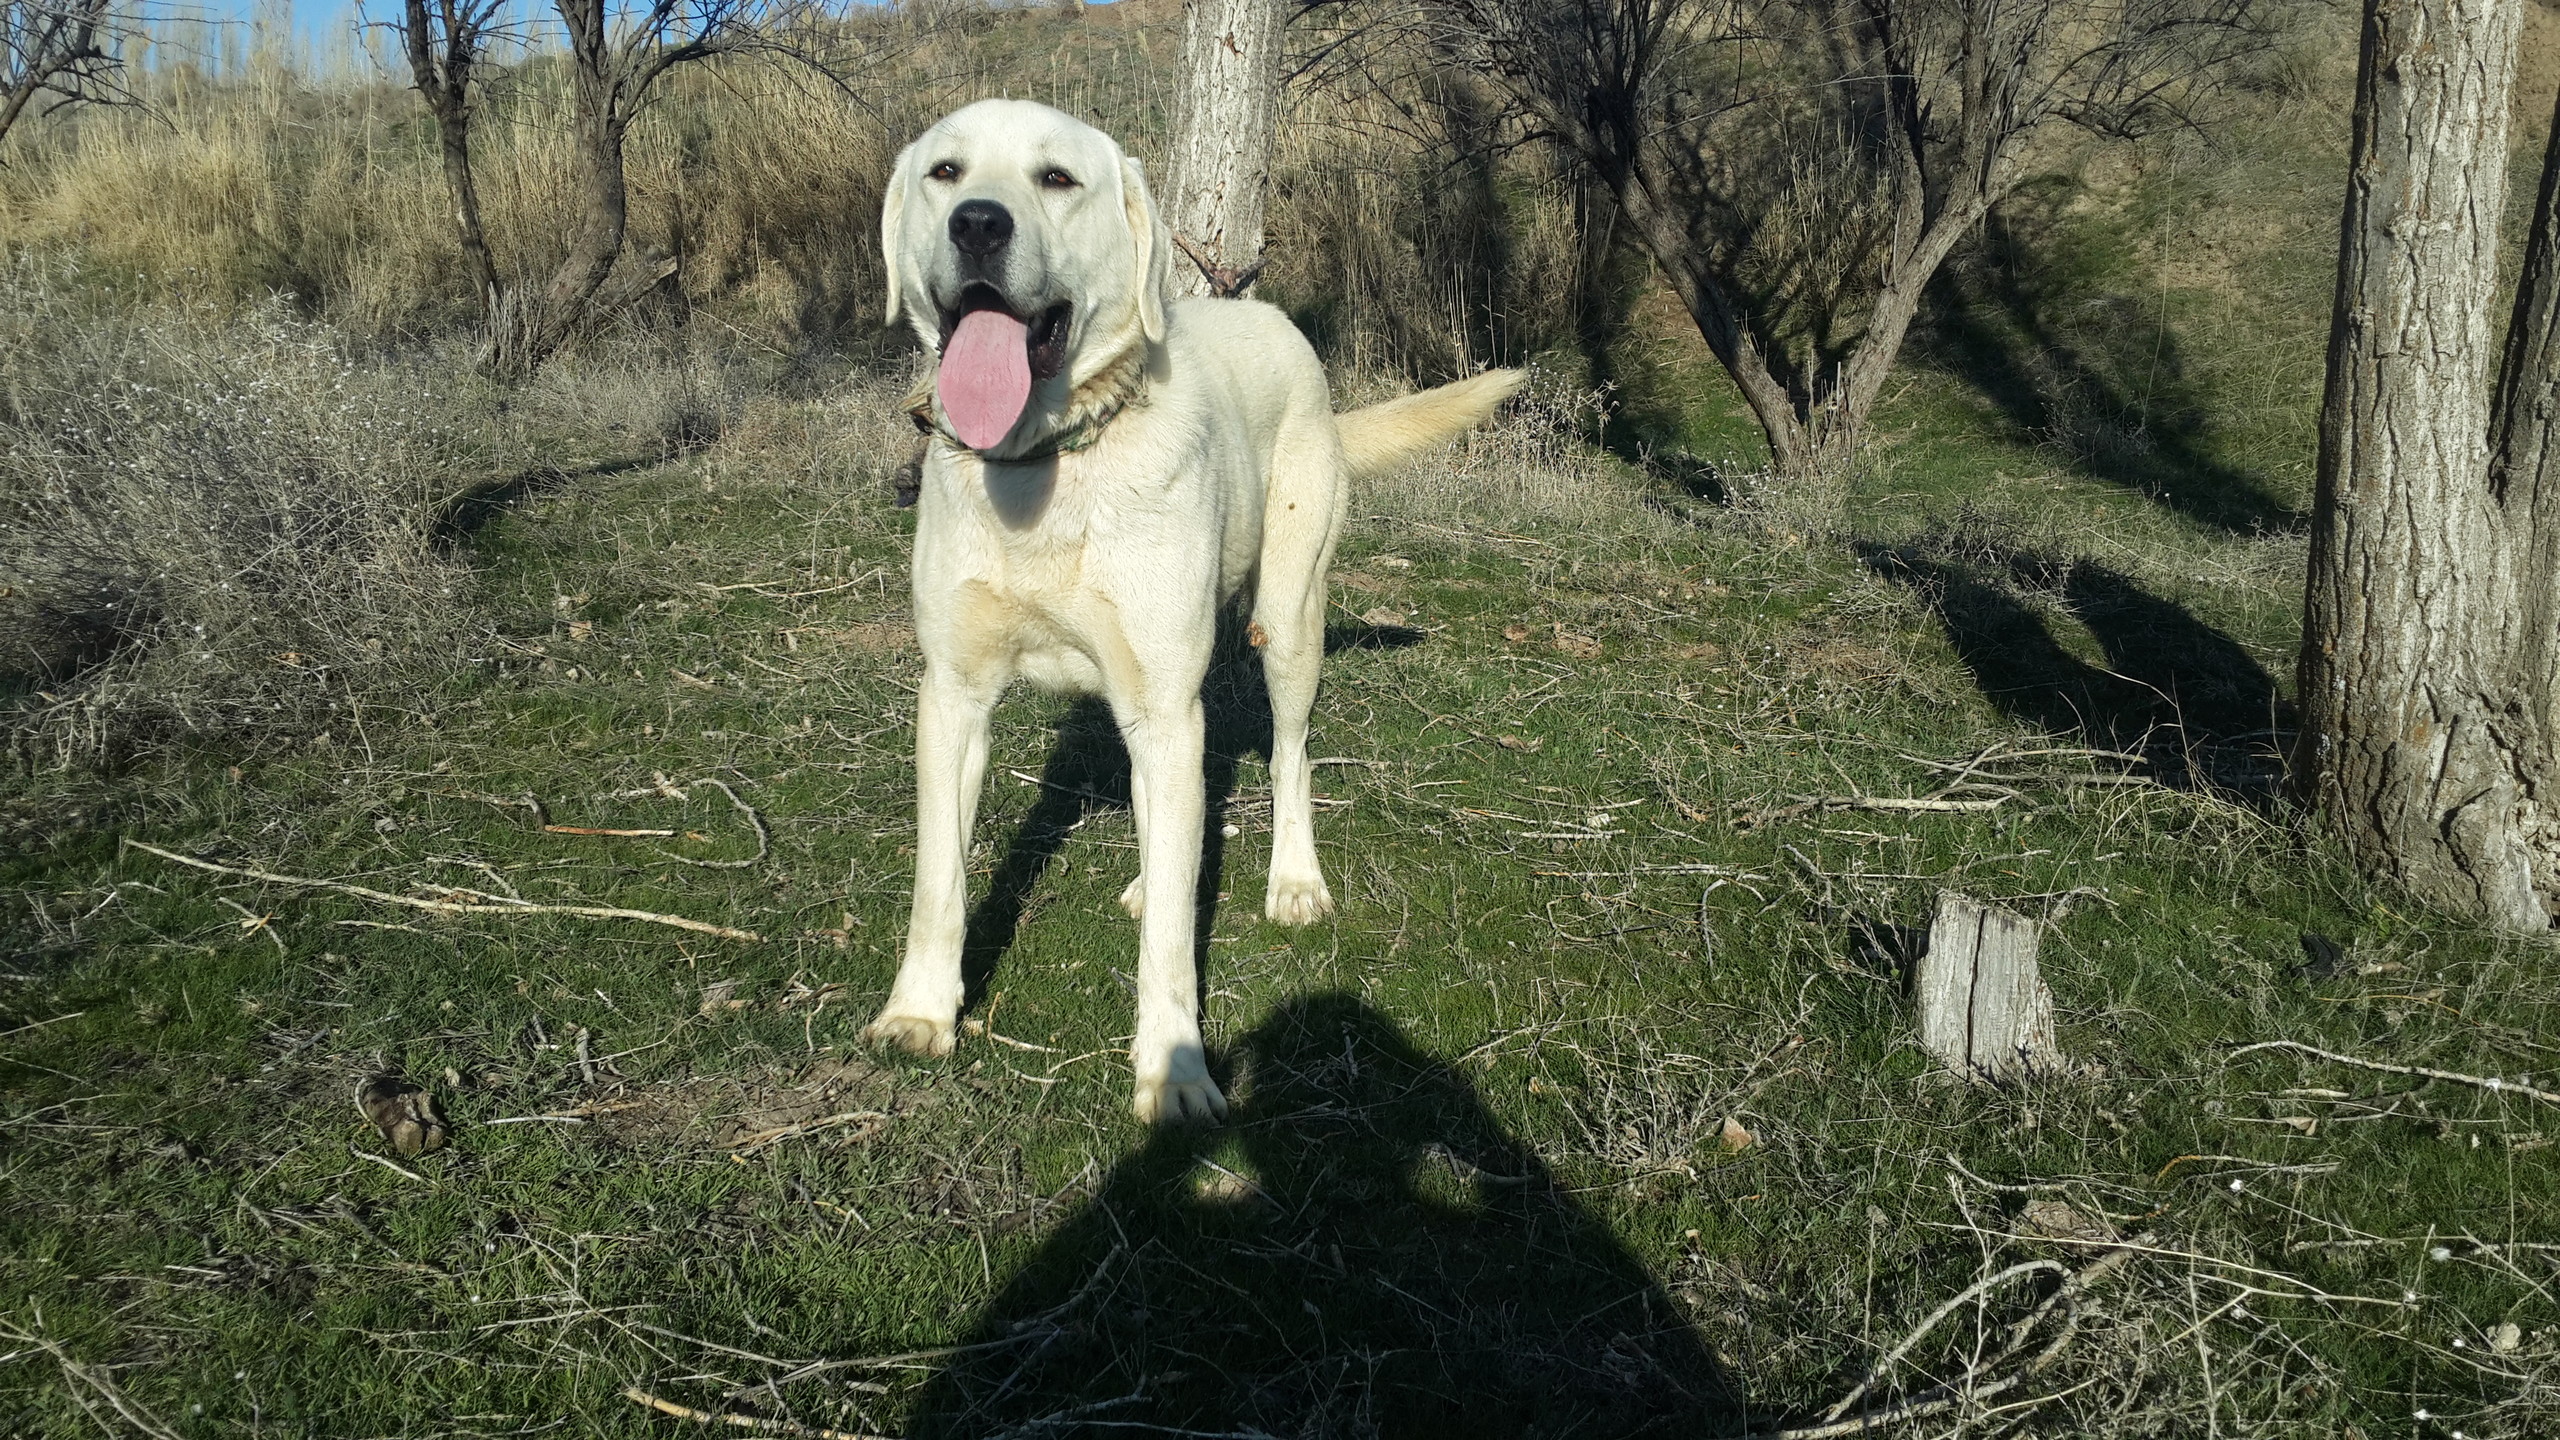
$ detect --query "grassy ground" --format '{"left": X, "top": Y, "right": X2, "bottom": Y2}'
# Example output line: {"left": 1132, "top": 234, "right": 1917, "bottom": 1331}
{"left": 6, "top": 330, "right": 2558, "bottom": 1437}
{"left": 7, "top": 21, "right": 2560, "bottom": 1440}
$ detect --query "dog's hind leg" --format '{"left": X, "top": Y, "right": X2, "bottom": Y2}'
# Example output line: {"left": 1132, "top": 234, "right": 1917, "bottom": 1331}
{"left": 1254, "top": 432, "right": 1343, "bottom": 927}
{"left": 864, "top": 661, "right": 1001, "bottom": 1057}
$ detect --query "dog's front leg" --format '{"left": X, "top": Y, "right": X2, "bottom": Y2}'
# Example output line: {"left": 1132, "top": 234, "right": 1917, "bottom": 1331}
{"left": 1121, "top": 691, "right": 1226, "bottom": 1123}
{"left": 864, "top": 663, "right": 998, "bottom": 1056}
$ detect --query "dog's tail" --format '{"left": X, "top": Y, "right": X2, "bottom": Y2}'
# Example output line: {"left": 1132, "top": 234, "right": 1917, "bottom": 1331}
{"left": 1333, "top": 369, "right": 1527, "bottom": 483}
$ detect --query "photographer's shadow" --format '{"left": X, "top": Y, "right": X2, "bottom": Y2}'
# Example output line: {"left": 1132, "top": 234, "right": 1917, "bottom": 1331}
{"left": 906, "top": 993, "right": 1747, "bottom": 1439}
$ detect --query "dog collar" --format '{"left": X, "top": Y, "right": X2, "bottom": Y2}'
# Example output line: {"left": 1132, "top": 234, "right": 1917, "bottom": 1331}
{"left": 904, "top": 386, "right": 1133, "bottom": 462}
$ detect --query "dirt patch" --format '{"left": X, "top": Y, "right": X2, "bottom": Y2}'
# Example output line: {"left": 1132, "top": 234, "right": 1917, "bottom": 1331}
{"left": 787, "top": 621, "right": 913, "bottom": 655}
{"left": 582, "top": 1053, "right": 923, "bottom": 1151}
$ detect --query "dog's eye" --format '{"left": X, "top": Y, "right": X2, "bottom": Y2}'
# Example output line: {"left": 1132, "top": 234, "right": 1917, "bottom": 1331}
{"left": 1040, "top": 168, "right": 1079, "bottom": 191}
{"left": 927, "top": 161, "right": 962, "bottom": 183}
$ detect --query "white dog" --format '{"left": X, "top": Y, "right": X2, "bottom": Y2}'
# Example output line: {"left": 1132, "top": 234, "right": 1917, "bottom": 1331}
{"left": 861, "top": 99, "right": 1521, "bottom": 1123}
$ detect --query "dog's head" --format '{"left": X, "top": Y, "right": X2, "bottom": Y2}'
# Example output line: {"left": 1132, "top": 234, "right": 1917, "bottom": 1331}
{"left": 881, "top": 99, "right": 1172, "bottom": 453}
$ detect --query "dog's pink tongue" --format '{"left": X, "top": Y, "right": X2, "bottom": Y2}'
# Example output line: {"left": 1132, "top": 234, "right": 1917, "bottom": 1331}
{"left": 938, "top": 309, "right": 1032, "bottom": 450}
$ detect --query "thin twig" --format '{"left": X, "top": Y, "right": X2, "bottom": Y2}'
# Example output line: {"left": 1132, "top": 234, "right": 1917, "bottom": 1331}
{"left": 1738, "top": 793, "right": 2012, "bottom": 829}
{"left": 621, "top": 1386, "right": 889, "bottom": 1440}
{"left": 656, "top": 778, "right": 772, "bottom": 871}
{"left": 2229, "top": 1039, "right": 2560, "bottom": 1107}
{"left": 1814, "top": 1260, "right": 2066, "bottom": 1425}
{"left": 350, "top": 1145, "right": 425, "bottom": 1183}
{"left": 123, "top": 840, "right": 761, "bottom": 942}
{"left": 0, "top": 1012, "right": 84, "bottom": 1042}
{"left": 215, "top": 896, "right": 288, "bottom": 953}
{"left": 0, "top": 1320, "right": 183, "bottom": 1440}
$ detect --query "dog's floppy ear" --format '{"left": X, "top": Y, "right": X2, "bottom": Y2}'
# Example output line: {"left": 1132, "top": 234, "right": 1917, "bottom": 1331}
{"left": 879, "top": 142, "right": 913, "bottom": 332}
{"left": 1120, "top": 155, "right": 1171, "bottom": 346}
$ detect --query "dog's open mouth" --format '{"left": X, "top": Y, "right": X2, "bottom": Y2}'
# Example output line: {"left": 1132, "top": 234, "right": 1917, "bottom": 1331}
{"left": 935, "top": 287, "right": 1072, "bottom": 451}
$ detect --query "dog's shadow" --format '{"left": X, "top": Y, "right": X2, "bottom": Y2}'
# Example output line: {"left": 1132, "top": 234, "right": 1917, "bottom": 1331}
{"left": 960, "top": 609, "right": 1388, "bottom": 1006}
{"left": 899, "top": 992, "right": 1749, "bottom": 1438}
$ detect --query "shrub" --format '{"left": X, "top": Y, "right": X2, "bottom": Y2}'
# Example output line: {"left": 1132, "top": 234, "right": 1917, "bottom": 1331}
{"left": 0, "top": 261, "right": 495, "bottom": 770}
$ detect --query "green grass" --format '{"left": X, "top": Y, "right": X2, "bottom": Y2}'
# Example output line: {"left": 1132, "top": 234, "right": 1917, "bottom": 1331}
{"left": 5, "top": 344, "right": 2556, "bottom": 1436}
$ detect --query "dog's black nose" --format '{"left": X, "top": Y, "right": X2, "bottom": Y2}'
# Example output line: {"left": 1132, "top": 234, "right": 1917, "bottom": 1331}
{"left": 948, "top": 200, "right": 1014, "bottom": 257}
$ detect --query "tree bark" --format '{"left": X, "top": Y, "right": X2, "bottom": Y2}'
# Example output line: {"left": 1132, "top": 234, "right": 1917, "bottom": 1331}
{"left": 1162, "top": 0, "right": 1283, "bottom": 298}
{"left": 1915, "top": 891, "right": 2059, "bottom": 1082}
{"left": 2488, "top": 84, "right": 2560, "bottom": 898}
{"left": 2295, "top": 0, "right": 2547, "bottom": 930}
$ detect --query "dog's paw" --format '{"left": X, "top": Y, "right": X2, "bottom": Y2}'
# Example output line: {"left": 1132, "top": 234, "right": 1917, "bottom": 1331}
{"left": 1264, "top": 871, "right": 1334, "bottom": 926}
{"left": 1131, "top": 1042, "right": 1226, "bottom": 1125}
{"left": 1133, "top": 1071, "right": 1228, "bottom": 1125}
{"left": 1118, "top": 875, "right": 1146, "bottom": 919}
{"left": 861, "top": 1009, "right": 956, "bottom": 1058}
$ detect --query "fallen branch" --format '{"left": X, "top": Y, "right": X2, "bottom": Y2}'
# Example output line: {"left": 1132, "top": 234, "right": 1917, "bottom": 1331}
{"left": 622, "top": 1386, "right": 889, "bottom": 1440}
{"left": 2228, "top": 1039, "right": 2560, "bottom": 1108}
{"left": 545, "top": 825, "right": 678, "bottom": 838}
{"left": 1739, "top": 793, "right": 2013, "bottom": 829}
{"left": 123, "top": 840, "right": 761, "bottom": 942}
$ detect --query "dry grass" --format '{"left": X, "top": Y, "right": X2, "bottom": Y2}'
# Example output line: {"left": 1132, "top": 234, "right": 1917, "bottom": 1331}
{"left": 1352, "top": 364, "right": 1645, "bottom": 530}
{"left": 0, "top": 260, "right": 495, "bottom": 769}
{"left": 0, "top": 5, "right": 1595, "bottom": 382}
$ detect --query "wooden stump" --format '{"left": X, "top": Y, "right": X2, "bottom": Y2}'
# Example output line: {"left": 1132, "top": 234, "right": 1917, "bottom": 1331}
{"left": 1915, "top": 891, "right": 2060, "bottom": 1081}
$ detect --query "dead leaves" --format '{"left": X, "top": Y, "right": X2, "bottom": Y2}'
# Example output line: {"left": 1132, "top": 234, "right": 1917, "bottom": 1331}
{"left": 356, "top": 1076, "right": 448, "bottom": 1157}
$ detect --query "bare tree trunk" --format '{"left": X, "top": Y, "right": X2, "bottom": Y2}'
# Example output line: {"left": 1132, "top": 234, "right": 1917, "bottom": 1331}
{"left": 1162, "top": 0, "right": 1282, "bottom": 298}
{"left": 1615, "top": 173, "right": 1816, "bottom": 475}
{"left": 2488, "top": 84, "right": 2560, "bottom": 897}
{"left": 2295, "top": 0, "right": 2549, "bottom": 930}
{"left": 398, "top": 0, "right": 502, "bottom": 327}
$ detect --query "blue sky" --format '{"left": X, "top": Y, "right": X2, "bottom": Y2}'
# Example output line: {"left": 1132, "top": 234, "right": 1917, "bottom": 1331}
{"left": 172, "top": 0, "right": 1112, "bottom": 69}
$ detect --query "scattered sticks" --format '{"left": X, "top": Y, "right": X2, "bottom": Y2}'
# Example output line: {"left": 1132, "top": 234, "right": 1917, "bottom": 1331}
{"left": 123, "top": 840, "right": 762, "bottom": 942}
{"left": 0, "top": 1319, "right": 183, "bottom": 1440}
{"left": 2229, "top": 1039, "right": 2560, "bottom": 1108}
{"left": 727, "top": 1110, "right": 888, "bottom": 1155}
{"left": 1736, "top": 742, "right": 2156, "bottom": 831}
{"left": 1751, "top": 1232, "right": 2155, "bottom": 1439}
{"left": 621, "top": 1386, "right": 890, "bottom": 1440}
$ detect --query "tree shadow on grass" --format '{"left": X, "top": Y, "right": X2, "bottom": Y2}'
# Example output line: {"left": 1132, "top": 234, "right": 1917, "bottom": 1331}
{"left": 902, "top": 992, "right": 1748, "bottom": 1439}
{"left": 1858, "top": 539, "right": 2287, "bottom": 795}
{"left": 1917, "top": 212, "right": 2304, "bottom": 537}
{"left": 959, "top": 613, "right": 1419, "bottom": 1009}
{"left": 433, "top": 457, "right": 660, "bottom": 545}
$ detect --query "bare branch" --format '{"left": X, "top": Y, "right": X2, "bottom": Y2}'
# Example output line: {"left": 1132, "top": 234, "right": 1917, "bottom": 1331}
{"left": 0, "top": 0, "right": 140, "bottom": 151}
